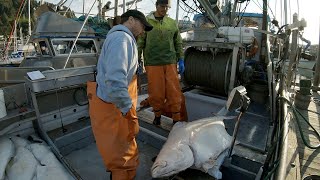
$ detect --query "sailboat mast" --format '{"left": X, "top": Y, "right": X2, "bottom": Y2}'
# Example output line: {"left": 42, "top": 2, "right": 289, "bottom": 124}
{"left": 83, "top": 0, "right": 85, "bottom": 16}
{"left": 28, "top": 0, "right": 31, "bottom": 36}
{"left": 123, "top": 0, "right": 126, "bottom": 13}
{"left": 284, "top": 0, "right": 288, "bottom": 25}
{"left": 259, "top": 0, "right": 267, "bottom": 64}
{"left": 115, "top": 0, "right": 119, "bottom": 16}
{"left": 13, "top": 20, "right": 17, "bottom": 52}
{"left": 98, "top": 0, "right": 102, "bottom": 20}
{"left": 175, "top": 0, "right": 179, "bottom": 22}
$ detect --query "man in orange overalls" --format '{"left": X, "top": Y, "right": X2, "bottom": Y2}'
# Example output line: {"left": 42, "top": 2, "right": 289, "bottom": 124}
{"left": 87, "top": 10, "right": 153, "bottom": 180}
{"left": 138, "top": 0, "right": 188, "bottom": 125}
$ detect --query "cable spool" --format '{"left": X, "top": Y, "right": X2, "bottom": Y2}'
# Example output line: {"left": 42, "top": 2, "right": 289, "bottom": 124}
{"left": 183, "top": 47, "right": 234, "bottom": 95}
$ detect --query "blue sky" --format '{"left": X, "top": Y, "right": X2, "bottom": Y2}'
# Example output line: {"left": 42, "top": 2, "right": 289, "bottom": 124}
{"left": 44, "top": 0, "right": 320, "bottom": 44}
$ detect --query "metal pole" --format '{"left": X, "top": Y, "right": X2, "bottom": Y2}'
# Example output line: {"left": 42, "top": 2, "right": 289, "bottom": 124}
{"left": 259, "top": 0, "right": 267, "bottom": 64}
{"left": 114, "top": 0, "right": 119, "bottom": 16}
{"left": 313, "top": 17, "right": 320, "bottom": 87}
{"left": 63, "top": 0, "right": 75, "bottom": 16}
{"left": 83, "top": 0, "right": 85, "bottom": 16}
{"left": 98, "top": 0, "right": 102, "bottom": 21}
{"left": 28, "top": 0, "right": 31, "bottom": 36}
{"left": 63, "top": 0, "right": 97, "bottom": 69}
{"left": 13, "top": 20, "right": 17, "bottom": 52}
{"left": 175, "top": 0, "right": 179, "bottom": 23}
{"left": 284, "top": 0, "right": 288, "bottom": 25}
{"left": 231, "top": 0, "right": 238, "bottom": 26}
{"left": 20, "top": 27, "right": 24, "bottom": 45}
{"left": 123, "top": 0, "right": 126, "bottom": 13}
{"left": 286, "top": 13, "right": 299, "bottom": 87}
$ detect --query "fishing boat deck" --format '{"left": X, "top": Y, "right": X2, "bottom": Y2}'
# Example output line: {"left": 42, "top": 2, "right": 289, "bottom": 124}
{"left": 297, "top": 91, "right": 320, "bottom": 179}
{"left": 65, "top": 140, "right": 159, "bottom": 180}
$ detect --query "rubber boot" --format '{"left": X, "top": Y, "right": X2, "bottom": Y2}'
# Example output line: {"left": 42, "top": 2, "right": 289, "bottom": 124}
{"left": 153, "top": 116, "right": 161, "bottom": 126}
{"left": 172, "top": 112, "right": 181, "bottom": 125}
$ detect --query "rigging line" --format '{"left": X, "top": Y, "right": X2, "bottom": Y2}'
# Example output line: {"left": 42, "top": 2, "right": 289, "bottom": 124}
{"left": 179, "top": 0, "right": 198, "bottom": 14}
{"left": 181, "top": 0, "right": 202, "bottom": 14}
{"left": 63, "top": 0, "right": 75, "bottom": 16}
{"left": 235, "top": 0, "right": 250, "bottom": 27}
{"left": 192, "top": 0, "right": 204, "bottom": 13}
{"left": 190, "top": 1, "right": 200, "bottom": 15}
{"left": 180, "top": 0, "right": 194, "bottom": 14}
{"left": 63, "top": 0, "right": 97, "bottom": 69}
{"left": 179, "top": 4, "right": 191, "bottom": 14}
{"left": 183, "top": 1, "right": 198, "bottom": 19}
{"left": 3, "top": 0, "right": 26, "bottom": 56}
{"left": 251, "top": 0, "right": 263, "bottom": 12}
{"left": 254, "top": 0, "right": 263, "bottom": 10}
{"left": 267, "top": 1, "right": 275, "bottom": 19}
{"left": 18, "top": 0, "right": 28, "bottom": 21}
{"left": 128, "top": 0, "right": 139, "bottom": 10}
{"left": 259, "top": 0, "right": 276, "bottom": 19}
{"left": 180, "top": 1, "right": 194, "bottom": 20}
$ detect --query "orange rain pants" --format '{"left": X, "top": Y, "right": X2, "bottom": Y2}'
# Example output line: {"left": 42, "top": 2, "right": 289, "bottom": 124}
{"left": 87, "top": 76, "right": 139, "bottom": 180}
{"left": 145, "top": 64, "right": 188, "bottom": 121}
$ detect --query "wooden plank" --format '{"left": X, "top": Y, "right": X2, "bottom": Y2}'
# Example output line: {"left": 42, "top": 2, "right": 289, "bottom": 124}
{"left": 298, "top": 152, "right": 320, "bottom": 162}
{"left": 300, "top": 166, "right": 320, "bottom": 178}
{"left": 300, "top": 159, "right": 320, "bottom": 170}
{"left": 296, "top": 92, "right": 320, "bottom": 178}
{"left": 297, "top": 135, "right": 320, "bottom": 144}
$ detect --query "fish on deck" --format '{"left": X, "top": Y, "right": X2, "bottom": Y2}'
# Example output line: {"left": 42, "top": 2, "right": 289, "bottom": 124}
{"left": 151, "top": 116, "right": 233, "bottom": 179}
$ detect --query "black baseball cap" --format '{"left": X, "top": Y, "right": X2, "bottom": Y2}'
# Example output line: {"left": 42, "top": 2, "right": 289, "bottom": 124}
{"left": 121, "top": 10, "right": 153, "bottom": 31}
{"left": 156, "top": 0, "right": 171, "bottom": 7}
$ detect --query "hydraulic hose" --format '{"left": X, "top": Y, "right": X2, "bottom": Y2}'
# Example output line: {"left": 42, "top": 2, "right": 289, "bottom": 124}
{"left": 278, "top": 96, "right": 320, "bottom": 149}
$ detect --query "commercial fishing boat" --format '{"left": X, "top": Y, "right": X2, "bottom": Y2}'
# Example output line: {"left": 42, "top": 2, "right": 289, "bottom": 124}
{"left": 0, "top": 0, "right": 319, "bottom": 180}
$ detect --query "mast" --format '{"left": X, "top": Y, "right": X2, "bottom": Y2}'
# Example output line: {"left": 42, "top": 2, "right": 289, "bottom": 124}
{"left": 98, "top": 0, "right": 102, "bottom": 21}
{"left": 259, "top": 0, "right": 268, "bottom": 64}
{"left": 13, "top": 20, "right": 17, "bottom": 52}
{"left": 284, "top": 0, "right": 288, "bottom": 25}
{"left": 123, "top": 0, "right": 126, "bottom": 13}
{"left": 83, "top": 0, "right": 85, "bottom": 16}
{"left": 114, "top": 0, "right": 118, "bottom": 16}
{"left": 313, "top": 17, "right": 320, "bottom": 87}
{"left": 231, "top": 0, "right": 238, "bottom": 26}
{"left": 286, "top": 13, "right": 299, "bottom": 87}
{"left": 175, "top": 0, "right": 179, "bottom": 22}
{"left": 20, "top": 27, "right": 24, "bottom": 46}
{"left": 28, "top": 0, "right": 31, "bottom": 36}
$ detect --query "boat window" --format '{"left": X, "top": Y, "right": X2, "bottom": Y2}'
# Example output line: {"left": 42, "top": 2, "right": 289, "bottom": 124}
{"left": 51, "top": 39, "right": 97, "bottom": 56}
{"left": 39, "top": 41, "right": 50, "bottom": 56}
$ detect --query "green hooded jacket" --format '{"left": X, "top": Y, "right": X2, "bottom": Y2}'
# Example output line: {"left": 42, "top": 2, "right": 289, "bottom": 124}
{"left": 138, "top": 12, "right": 184, "bottom": 66}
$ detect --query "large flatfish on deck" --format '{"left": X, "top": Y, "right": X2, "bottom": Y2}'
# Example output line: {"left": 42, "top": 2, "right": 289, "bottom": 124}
{"left": 151, "top": 116, "right": 233, "bottom": 179}
{"left": 0, "top": 138, "right": 14, "bottom": 180}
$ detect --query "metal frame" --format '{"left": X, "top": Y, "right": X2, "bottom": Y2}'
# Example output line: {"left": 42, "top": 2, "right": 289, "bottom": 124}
{"left": 26, "top": 66, "right": 96, "bottom": 180}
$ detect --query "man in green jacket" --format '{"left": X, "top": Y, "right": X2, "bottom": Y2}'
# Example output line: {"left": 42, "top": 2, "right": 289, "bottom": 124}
{"left": 138, "top": 0, "right": 187, "bottom": 125}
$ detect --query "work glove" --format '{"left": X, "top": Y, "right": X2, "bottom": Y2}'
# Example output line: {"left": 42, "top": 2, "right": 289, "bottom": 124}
{"left": 136, "top": 59, "right": 144, "bottom": 75}
{"left": 178, "top": 58, "right": 185, "bottom": 74}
